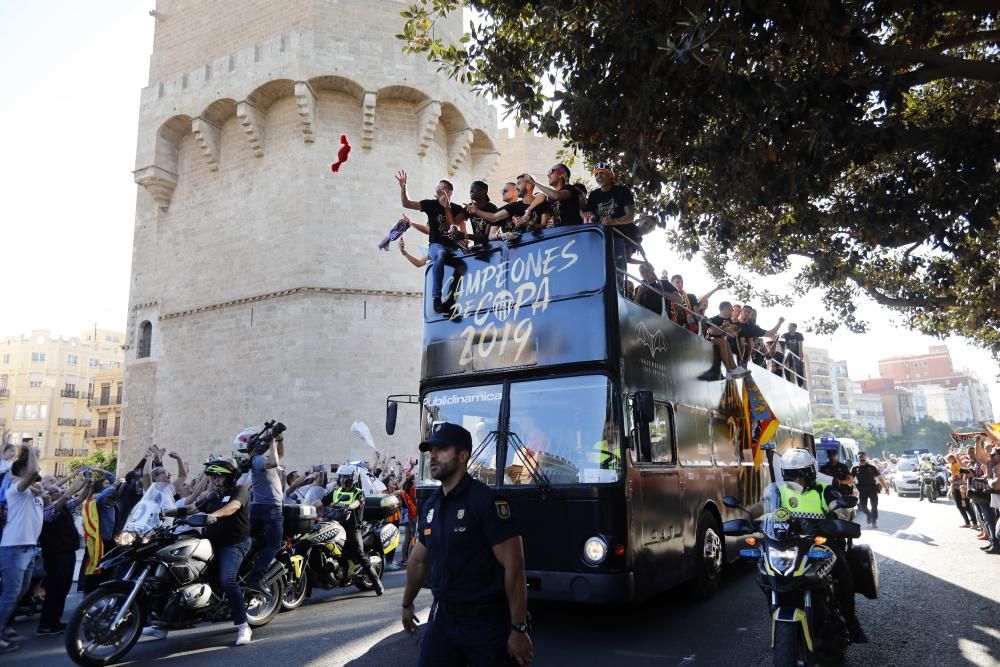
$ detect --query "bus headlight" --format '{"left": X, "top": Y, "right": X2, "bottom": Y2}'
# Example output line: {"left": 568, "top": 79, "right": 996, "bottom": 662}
{"left": 583, "top": 536, "right": 608, "bottom": 566}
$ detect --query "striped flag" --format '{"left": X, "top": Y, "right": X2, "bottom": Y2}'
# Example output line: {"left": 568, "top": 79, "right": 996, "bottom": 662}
{"left": 742, "top": 374, "right": 781, "bottom": 470}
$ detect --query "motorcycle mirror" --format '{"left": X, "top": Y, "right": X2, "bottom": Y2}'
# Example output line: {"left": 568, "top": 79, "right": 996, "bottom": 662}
{"left": 722, "top": 495, "right": 742, "bottom": 508}
{"left": 386, "top": 401, "right": 399, "bottom": 436}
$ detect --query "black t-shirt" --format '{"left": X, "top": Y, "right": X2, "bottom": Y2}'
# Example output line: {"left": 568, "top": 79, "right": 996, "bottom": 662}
{"left": 587, "top": 185, "right": 638, "bottom": 241}
{"left": 499, "top": 200, "right": 548, "bottom": 231}
{"left": 419, "top": 199, "right": 466, "bottom": 248}
{"left": 739, "top": 322, "right": 769, "bottom": 339}
{"left": 467, "top": 201, "right": 499, "bottom": 241}
{"left": 851, "top": 463, "right": 881, "bottom": 489}
{"left": 782, "top": 332, "right": 804, "bottom": 356}
{"left": 706, "top": 315, "right": 731, "bottom": 338}
{"left": 820, "top": 461, "right": 853, "bottom": 488}
{"left": 417, "top": 474, "right": 519, "bottom": 603}
{"left": 197, "top": 484, "right": 251, "bottom": 546}
{"left": 637, "top": 280, "right": 677, "bottom": 315}
{"left": 545, "top": 189, "right": 582, "bottom": 227}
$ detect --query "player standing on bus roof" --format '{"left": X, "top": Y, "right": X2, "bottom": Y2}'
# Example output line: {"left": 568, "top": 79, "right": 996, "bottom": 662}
{"left": 401, "top": 422, "right": 534, "bottom": 666}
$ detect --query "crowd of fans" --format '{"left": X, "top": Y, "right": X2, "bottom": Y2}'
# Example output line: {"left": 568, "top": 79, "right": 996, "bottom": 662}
{"left": 392, "top": 163, "right": 807, "bottom": 386}
{"left": 0, "top": 438, "right": 419, "bottom": 653}
{"left": 942, "top": 436, "right": 1000, "bottom": 556}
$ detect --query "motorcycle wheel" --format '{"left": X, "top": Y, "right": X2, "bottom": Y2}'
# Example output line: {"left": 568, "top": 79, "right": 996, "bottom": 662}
{"left": 281, "top": 568, "right": 309, "bottom": 611}
{"left": 773, "top": 621, "right": 809, "bottom": 667}
{"left": 245, "top": 577, "right": 283, "bottom": 627}
{"left": 65, "top": 582, "right": 145, "bottom": 667}
{"left": 689, "top": 512, "right": 723, "bottom": 599}
{"left": 354, "top": 551, "right": 385, "bottom": 591}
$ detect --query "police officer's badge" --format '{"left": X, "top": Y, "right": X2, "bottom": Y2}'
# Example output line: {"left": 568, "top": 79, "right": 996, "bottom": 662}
{"left": 457, "top": 509, "right": 465, "bottom": 520}
{"left": 774, "top": 507, "right": 791, "bottom": 522}
{"left": 495, "top": 499, "right": 510, "bottom": 520}
{"left": 426, "top": 508, "right": 435, "bottom": 523}
{"left": 788, "top": 497, "right": 799, "bottom": 508}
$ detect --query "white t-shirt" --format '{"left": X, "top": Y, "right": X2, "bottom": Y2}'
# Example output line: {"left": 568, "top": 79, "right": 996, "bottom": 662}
{"left": 1, "top": 482, "right": 44, "bottom": 547}
{"left": 302, "top": 485, "right": 327, "bottom": 505}
{"left": 123, "top": 482, "right": 177, "bottom": 533}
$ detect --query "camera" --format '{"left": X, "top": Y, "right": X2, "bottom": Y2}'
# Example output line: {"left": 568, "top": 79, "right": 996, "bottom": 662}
{"left": 238, "top": 420, "right": 287, "bottom": 457}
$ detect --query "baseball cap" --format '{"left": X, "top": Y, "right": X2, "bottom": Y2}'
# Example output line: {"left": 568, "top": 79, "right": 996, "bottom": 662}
{"left": 419, "top": 422, "right": 473, "bottom": 453}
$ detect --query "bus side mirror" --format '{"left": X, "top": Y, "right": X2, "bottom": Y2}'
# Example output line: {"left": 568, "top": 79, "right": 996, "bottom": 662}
{"left": 386, "top": 401, "right": 399, "bottom": 436}
{"left": 635, "top": 391, "right": 654, "bottom": 423}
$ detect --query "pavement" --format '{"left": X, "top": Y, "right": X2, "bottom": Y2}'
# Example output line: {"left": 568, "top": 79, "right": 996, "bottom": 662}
{"left": 10, "top": 493, "right": 1000, "bottom": 666}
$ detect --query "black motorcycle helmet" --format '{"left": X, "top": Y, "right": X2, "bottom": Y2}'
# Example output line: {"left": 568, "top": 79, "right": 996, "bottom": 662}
{"left": 204, "top": 457, "right": 239, "bottom": 485}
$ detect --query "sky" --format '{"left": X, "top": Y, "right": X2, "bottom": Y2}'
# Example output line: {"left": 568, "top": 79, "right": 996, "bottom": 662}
{"left": 1, "top": 1, "right": 997, "bottom": 419}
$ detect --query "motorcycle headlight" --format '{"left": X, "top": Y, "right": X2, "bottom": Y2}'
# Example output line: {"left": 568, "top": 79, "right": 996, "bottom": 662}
{"left": 115, "top": 531, "right": 137, "bottom": 546}
{"left": 583, "top": 536, "right": 608, "bottom": 566}
{"left": 767, "top": 546, "right": 799, "bottom": 575}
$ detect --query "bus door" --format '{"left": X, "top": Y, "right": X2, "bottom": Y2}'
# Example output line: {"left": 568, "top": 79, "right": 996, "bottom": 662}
{"left": 632, "top": 400, "right": 683, "bottom": 590}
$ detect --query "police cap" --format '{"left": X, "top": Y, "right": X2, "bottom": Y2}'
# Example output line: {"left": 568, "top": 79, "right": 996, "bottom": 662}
{"left": 419, "top": 422, "right": 473, "bottom": 453}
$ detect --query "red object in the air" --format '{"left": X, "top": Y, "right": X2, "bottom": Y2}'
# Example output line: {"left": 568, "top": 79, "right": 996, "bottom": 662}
{"left": 330, "top": 134, "right": 352, "bottom": 173}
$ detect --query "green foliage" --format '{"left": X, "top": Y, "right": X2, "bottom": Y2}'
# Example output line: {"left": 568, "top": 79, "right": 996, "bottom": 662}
{"left": 880, "top": 418, "right": 962, "bottom": 455}
{"left": 68, "top": 449, "right": 118, "bottom": 476}
{"left": 399, "top": 1, "right": 1000, "bottom": 356}
{"left": 811, "top": 418, "right": 878, "bottom": 451}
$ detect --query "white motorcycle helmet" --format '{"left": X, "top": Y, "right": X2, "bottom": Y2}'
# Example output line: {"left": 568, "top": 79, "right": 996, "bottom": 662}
{"left": 779, "top": 448, "right": 818, "bottom": 487}
{"left": 337, "top": 464, "right": 359, "bottom": 490}
{"left": 232, "top": 427, "right": 257, "bottom": 461}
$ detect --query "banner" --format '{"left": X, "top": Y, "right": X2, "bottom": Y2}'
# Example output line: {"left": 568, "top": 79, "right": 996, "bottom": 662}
{"left": 742, "top": 374, "right": 781, "bottom": 470}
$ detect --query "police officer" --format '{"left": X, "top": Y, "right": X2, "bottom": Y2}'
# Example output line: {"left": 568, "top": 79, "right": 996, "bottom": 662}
{"left": 318, "top": 464, "right": 384, "bottom": 595}
{"left": 765, "top": 449, "right": 869, "bottom": 644}
{"left": 819, "top": 448, "right": 854, "bottom": 495}
{"left": 401, "top": 423, "right": 533, "bottom": 666}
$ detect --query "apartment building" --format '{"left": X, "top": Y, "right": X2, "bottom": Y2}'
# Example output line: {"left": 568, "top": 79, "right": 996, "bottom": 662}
{"left": 804, "top": 347, "right": 852, "bottom": 420}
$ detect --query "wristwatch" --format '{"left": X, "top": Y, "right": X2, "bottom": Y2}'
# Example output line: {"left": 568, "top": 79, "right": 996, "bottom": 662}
{"left": 510, "top": 622, "right": 528, "bottom": 633}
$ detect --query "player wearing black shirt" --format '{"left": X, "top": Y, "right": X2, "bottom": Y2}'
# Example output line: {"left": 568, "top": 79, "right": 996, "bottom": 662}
{"left": 526, "top": 163, "right": 582, "bottom": 227}
{"left": 396, "top": 170, "right": 468, "bottom": 313}
{"left": 588, "top": 164, "right": 637, "bottom": 286}
{"left": 781, "top": 323, "right": 806, "bottom": 386}
{"left": 466, "top": 175, "right": 547, "bottom": 236}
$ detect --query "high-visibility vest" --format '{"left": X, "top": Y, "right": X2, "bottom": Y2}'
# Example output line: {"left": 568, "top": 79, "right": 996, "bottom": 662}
{"left": 777, "top": 483, "right": 830, "bottom": 520}
{"left": 590, "top": 440, "right": 620, "bottom": 470}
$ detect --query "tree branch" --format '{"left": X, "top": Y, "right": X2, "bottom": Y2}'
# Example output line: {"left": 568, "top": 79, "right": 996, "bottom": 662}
{"left": 930, "top": 29, "right": 1000, "bottom": 52}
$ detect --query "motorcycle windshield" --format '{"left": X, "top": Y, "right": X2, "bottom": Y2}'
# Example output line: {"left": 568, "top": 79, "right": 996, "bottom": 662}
{"left": 757, "top": 482, "right": 816, "bottom": 540}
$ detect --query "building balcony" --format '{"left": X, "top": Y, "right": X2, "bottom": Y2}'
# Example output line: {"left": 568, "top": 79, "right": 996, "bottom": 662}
{"left": 79, "top": 419, "right": 92, "bottom": 428}
{"left": 0, "top": 418, "right": 5, "bottom": 426}
{"left": 88, "top": 396, "right": 122, "bottom": 408}
{"left": 60, "top": 389, "right": 80, "bottom": 398}
{"left": 57, "top": 418, "right": 78, "bottom": 426}
{"left": 85, "top": 428, "right": 120, "bottom": 439}
{"left": 0, "top": 389, "right": 8, "bottom": 397}
{"left": 53, "top": 448, "right": 89, "bottom": 458}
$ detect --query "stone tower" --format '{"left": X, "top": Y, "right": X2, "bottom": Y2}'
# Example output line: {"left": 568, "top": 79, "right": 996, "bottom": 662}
{"left": 122, "top": 0, "right": 498, "bottom": 469}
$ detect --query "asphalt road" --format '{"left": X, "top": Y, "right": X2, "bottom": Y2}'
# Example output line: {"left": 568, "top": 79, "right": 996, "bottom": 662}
{"left": 12, "top": 493, "right": 1000, "bottom": 666}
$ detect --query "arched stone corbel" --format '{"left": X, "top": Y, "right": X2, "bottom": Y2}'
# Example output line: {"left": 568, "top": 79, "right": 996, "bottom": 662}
{"left": 447, "top": 128, "right": 475, "bottom": 176}
{"left": 361, "top": 91, "right": 377, "bottom": 150}
{"left": 236, "top": 101, "right": 266, "bottom": 157}
{"left": 416, "top": 100, "right": 442, "bottom": 157}
{"left": 294, "top": 81, "right": 316, "bottom": 144}
{"left": 191, "top": 117, "right": 221, "bottom": 171}
{"left": 133, "top": 166, "right": 178, "bottom": 211}
{"left": 473, "top": 151, "right": 502, "bottom": 180}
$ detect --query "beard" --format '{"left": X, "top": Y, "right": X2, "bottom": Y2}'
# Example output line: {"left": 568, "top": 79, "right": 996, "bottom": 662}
{"left": 430, "top": 458, "right": 459, "bottom": 481}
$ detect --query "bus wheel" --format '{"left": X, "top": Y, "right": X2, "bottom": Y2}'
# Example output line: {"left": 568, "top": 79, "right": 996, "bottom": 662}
{"left": 691, "top": 512, "right": 723, "bottom": 599}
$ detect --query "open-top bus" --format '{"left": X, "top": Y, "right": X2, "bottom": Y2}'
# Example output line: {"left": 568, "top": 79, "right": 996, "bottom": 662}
{"left": 387, "top": 224, "right": 813, "bottom": 603}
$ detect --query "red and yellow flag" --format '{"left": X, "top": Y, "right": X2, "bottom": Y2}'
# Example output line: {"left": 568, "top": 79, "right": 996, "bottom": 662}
{"left": 82, "top": 498, "right": 104, "bottom": 575}
{"left": 742, "top": 374, "right": 781, "bottom": 470}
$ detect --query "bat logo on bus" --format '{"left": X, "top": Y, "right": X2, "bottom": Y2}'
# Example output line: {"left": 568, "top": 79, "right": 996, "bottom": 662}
{"left": 635, "top": 322, "right": 668, "bottom": 358}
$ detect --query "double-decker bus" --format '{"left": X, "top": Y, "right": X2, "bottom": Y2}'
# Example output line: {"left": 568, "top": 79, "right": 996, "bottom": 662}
{"left": 386, "top": 225, "right": 813, "bottom": 603}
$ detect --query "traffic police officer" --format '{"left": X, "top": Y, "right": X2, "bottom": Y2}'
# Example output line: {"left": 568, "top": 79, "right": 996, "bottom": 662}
{"left": 401, "top": 422, "right": 534, "bottom": 666}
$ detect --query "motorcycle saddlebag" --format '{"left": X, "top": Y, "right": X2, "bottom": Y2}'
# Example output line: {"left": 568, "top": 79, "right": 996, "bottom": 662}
{"left": 364, "top": 494, "right": 400, "bottom": 520}
{"left": 847, "top": 544, "right": 879, "bottom": 600}
{"left": 284, "top": 503, "right": 317, "bottom": 536}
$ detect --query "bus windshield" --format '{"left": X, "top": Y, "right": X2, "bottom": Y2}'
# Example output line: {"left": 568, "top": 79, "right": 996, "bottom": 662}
{"left": 505, "top": 375, "right": 620, "bottom": 486}
{"left": 419, "top": 375, "right": 620, "bottom": 487}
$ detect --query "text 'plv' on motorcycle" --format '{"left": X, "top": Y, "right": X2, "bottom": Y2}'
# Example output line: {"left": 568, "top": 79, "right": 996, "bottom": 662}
{"left": 723, "top": 484, "right": 879, "bottom": 667}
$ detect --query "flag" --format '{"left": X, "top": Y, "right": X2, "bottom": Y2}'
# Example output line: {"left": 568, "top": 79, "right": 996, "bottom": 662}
{"left": 350, "top": 421, "right": 376, "bottom": 449}
{"left": 81, "top": 498, "right": 104, "bottom": 575}
{"left": 742, "top": 374, "right": 780, "bottom": 470}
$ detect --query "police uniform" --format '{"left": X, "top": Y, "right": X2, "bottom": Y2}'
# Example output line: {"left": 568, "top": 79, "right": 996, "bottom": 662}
{"left": 417, "top": 469, "right": 520, "bottom": 666}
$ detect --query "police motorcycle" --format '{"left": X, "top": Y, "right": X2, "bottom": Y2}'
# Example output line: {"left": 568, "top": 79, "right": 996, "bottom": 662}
{"left": 64, "top": 512, "right": 285, "bottom": 666}
{"left": 282, "top": 490, "right": 400, "bottom": 602}
{"left": 723, "top": 484, "right": 878, "bottom": 667}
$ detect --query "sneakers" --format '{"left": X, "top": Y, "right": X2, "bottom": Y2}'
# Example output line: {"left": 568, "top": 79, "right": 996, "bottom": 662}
{"left": 235, "top": 623, "right": 252, "bottom": 646}
{"left": 3, "top": 628, "right": 23, "bottom": 642}
{"left": 725, "top": 366, "right": 750, "bottom": 380}
{"left": 0, "top": 637, "right": 19, "bottom": 653}
{"left": 142, "top": 626, "right": 168, "bottom": 640}
{"left": 36, "top": 623, "right": 67, "bottom": 635}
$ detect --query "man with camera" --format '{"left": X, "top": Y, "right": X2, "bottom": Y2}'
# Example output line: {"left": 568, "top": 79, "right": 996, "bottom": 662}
{"left": 0, "top": 444, "right": 42, "bottom": 653}
{"left": 234, "top": 425, "right": 286, "bottom": 592}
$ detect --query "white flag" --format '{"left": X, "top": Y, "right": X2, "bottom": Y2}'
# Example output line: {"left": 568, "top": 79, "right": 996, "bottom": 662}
{"left": 351, "top": 421, "right": 376, "bottom": 449}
